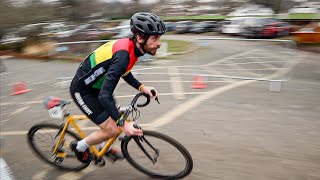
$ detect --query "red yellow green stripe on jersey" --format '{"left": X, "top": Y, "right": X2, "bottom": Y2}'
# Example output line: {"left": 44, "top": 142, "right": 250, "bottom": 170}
{"left": 89, "top": 38, "right": 139, "bottom": 89}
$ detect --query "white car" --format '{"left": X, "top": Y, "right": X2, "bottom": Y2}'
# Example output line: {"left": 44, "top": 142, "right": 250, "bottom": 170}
{"left": 222, "top": 17, "right": 248, "bottom": 34}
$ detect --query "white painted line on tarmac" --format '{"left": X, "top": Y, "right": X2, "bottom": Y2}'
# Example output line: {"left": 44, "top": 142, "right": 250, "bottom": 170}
{"left": 30, "top": 81, "right": 52, "bottom": 85}
{"left": 141, "top": 80, "right": 226, "bottom": 83}
{"left": 202, "top": 49, "right": 259, "bottom": 67}
{"left": 201, "top": 66, "right": 235, "bottom": 83}
{"left": 0, "top": 119, "right": 9, "bottom": 123}
{"left": 56, "top": 166, "right": 96, "bottom": 180}
{"left": 0, "top": 101, "right": 42, "bottom": 106}
{"left": 223, "top": 59, "right": 265, "bottom": 78}
{"left": 0, "top": 158, "right": 15, "bottom": 180}
{"left": 0, "top": 119, "right": 9, "bottom": 126}
{"left": 133, "top": 65, "right": 194, "bottom": 72}
{"left": 168, "top": 67, "right": 185, "bottom": 100}
{"left": 0, "top": 126, "right": 100, "bottom": 136}
{"left": 142, "top": 49, "right": 303, "bottom": 130}
{"left": 0, "top": 131, "right": 27, "bottom": 136}
{"left": 0, "top": 91, "right": 230, "bottom": 107}
{"left": 141, "top": 80, "right": 255, "bottom": 130}
{"left": 10, "top": 106, "right": 30, "bottom": 115}
{"left": 0, "top": 112, "right": 10, "bottom": 116}
{"left": 0, "top": 72, "right": 12, "bottom": 76}
{"left": 132, "top": 49, "right": 259, "bottom": 72}
{"left": 32, "top": 165, "right": 51, "bottom": 180}
{"left": 115, "top": 91, "right": 232, "bottom": 99}
{"left": 229, "top": 56, "right": 270, "bottom": 59}
{"left": 221, "top": 60, "right": 289, "bottom": 66}
{"left": 257, "top": 60, "right": 280, "bottom": 70}
{"left": 217, "top": 68, "right": 286, "bottom": 71}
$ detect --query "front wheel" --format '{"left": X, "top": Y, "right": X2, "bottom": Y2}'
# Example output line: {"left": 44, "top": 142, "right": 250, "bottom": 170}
{"left": 121, "top": 131, "right": 193, "bottom": 179}
{"left": 27, "top": 123, "right": 90, "bottom": 171}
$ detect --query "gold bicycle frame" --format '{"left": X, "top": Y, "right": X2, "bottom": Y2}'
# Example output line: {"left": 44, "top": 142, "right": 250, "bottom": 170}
{"left": 53, "top": 114, "right": 123, "bottom": 159}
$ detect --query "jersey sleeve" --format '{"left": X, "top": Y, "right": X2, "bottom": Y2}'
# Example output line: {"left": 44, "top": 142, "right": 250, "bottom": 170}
{"left": 98, "top": 50, "right": 129, "bottom": 121}
{"left": 122, "top": 72, "right": 143, "bottom": 91}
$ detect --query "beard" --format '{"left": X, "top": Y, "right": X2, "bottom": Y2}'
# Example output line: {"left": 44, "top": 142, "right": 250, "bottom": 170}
{"left": 144, "top": 45, "right": 159, "bottom": 56}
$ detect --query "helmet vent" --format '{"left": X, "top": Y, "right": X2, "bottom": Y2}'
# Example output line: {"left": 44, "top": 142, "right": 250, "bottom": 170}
{"left": 147, "top": 24, "right": 154, "bottom": 31}
{"left": 137, "top": 17, "right": 146, "bottom": 22}
{"left": 137, "top": 24, "right": 143, "bottom": 30}
{"left": 150, "top": 16, "right": 157, "bottom": 22}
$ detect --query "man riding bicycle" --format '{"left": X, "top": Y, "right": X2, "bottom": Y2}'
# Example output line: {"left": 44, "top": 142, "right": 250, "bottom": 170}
{"left": 69, "top": 12, "right": 166, "bottom": 163}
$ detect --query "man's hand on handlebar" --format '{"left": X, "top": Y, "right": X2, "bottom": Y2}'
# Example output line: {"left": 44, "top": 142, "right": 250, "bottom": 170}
{"left": 140, "top": 86, "right": 158, "bottom": 98}
{"left": 120, "top": 120, "right": 143, "bottom": 136}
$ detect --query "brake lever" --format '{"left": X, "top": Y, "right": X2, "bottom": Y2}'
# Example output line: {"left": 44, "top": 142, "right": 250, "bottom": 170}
{"left": 150, "top": 89, "right": 160, "bottom": 104}
{"left": 155, "top": 97, "right": 160, "bottom": 104}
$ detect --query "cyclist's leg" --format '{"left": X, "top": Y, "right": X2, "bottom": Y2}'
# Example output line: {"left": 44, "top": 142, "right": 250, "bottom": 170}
{"left": 85, "top": 115, "right": 119, "bottom": 145}
{"left": 70, "top": 88, "right": 118, "bottom": 146}
{"left": 70, "top": 85, "right": 122, "bottom": 160}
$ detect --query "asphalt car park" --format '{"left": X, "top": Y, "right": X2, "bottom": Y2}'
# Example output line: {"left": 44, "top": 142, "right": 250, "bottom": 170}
{"left": 1, "top": 35, "right": 319, "bottom": 179}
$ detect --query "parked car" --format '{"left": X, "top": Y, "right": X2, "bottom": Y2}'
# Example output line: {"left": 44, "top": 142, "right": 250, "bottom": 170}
{"left": 215, "top": 21, "right": 229, "bottom": 33}
{"left": 221, "top": 17, "right": 252, "bottom": 35}
{"left": 190, "top": 21, "right": 217, "bottom": 33}
{"left": 175, "top": 21, "right": 194, "bottom": 34}
{"left": 164, "top": 22, "right": 176, "bottom": 32}
{"left": 239, "top": 18, "right": 279, "bottom": 38}
{"left": 259, "top": 22, "right": 295, "bottom": 38}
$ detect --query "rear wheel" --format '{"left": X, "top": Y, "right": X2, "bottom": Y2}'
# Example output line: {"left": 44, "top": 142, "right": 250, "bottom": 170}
{"left": 121, "top": 131, "right": 193, "bottom": 179}
{"left": 27, "top": 123, "right": 90, "bottom": 171}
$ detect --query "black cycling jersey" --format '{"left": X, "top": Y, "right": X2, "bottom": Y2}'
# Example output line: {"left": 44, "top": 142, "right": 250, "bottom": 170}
{"left": 70, "top": 38, "right": 144, "bottom": 123}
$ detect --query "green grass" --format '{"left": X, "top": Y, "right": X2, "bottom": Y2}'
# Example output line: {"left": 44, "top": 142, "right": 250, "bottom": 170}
{"left": 163, "top": 40, "right": 193, "bottom": 53}
{"left": 285, "top": 13, "right": 320, "bottom": 20}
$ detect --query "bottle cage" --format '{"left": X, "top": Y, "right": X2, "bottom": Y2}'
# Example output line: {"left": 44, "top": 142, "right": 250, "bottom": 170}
{"left": 43, "top": 96, "right": 71, "bottom": 119}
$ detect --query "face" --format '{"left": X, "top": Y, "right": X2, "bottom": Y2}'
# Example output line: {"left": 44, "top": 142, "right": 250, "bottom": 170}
{"left": 138, "top": 35, "right": 162, "bottom": 56}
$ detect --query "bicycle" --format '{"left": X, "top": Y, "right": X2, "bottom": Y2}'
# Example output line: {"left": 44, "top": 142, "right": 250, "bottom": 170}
{"left": 27, "top": 91, "right": 193, "bottom": 179}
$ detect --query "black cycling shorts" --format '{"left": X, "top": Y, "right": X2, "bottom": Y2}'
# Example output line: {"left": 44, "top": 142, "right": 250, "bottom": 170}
{"left": 70, "top": 78, "right": 110, "bottom": 125}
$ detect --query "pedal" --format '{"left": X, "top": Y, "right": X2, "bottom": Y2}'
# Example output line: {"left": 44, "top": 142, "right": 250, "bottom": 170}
{"left": 93, "top": 157, "right": 106, "bottom": 167}
{"left": 104, "top": 154, "right": 117, "bottom": 163}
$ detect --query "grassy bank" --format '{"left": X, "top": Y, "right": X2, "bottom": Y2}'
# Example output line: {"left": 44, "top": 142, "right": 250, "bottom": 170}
{"left": 163, "top": 40, "right": 194, "bottom": 53}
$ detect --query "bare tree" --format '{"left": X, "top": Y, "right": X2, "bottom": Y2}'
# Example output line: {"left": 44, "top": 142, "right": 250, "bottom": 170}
{"left": 249, "top": 0, "right": 293, "bottom": 13}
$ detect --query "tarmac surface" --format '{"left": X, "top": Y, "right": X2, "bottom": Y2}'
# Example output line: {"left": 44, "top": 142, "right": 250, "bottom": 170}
{"left": 0, "top": 35, "right": 320, "bottom": 180}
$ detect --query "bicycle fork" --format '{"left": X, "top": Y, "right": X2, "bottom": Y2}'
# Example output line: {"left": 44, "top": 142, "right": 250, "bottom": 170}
{"left": 133, "top": 136, "right": 159, "bottom": 164}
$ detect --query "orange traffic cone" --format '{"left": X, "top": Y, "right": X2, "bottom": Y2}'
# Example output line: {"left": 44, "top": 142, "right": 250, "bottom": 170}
{"left": 192, "top": 75, "right": 207, "bottom": 89}
{"left": 11, "top": 82, "right": 32, "bottom": 95}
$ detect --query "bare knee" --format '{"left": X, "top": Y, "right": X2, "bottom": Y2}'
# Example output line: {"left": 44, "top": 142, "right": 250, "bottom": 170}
{"left": 99, "top": 118, "right": 119, "bottom": 137}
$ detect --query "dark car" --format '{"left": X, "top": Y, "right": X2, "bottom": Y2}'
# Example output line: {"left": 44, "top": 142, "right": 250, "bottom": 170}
{"left": 175, "top": 21, "right": 194, "bottom": 34}
{"left": 190, "top": 21, "right": 217, "bottom": 34}
{"left": 215, "top": 20, "right": 229, "bottom": 33}
{"left": 164, "top": 22, "right": 176, "bottom": 32}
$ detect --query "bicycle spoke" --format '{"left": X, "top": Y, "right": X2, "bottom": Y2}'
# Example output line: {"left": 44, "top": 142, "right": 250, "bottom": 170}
{"left": 122, "top": 131, "right": 193, "bottom": 179}
{"left": 27, "top": 124, "right": 90, "bottom": 171}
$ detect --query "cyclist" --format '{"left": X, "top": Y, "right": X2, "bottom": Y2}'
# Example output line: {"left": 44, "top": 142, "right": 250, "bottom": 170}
{"left": 69, "top": 12, "right": 166, "bottom": 163}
